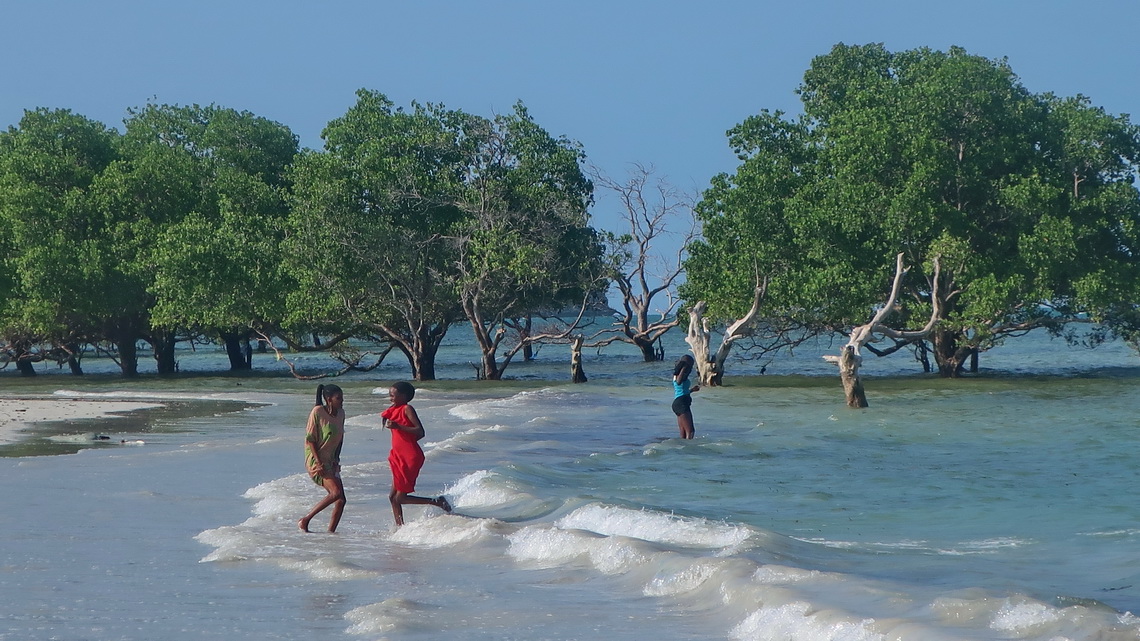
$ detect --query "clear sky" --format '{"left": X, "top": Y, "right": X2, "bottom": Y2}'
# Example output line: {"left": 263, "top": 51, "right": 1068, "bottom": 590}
{"left": 4, "top": 0, "right": 1137, "bottom": 236}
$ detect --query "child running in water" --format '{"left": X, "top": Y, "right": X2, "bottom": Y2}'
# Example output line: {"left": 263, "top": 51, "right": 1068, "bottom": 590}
{"left": 381, "top": 381, "right": 451, "bottom": 525}
{"left": 300, "top": 384, "right": 347, "bottom": 533}
{"left": 672, "top": 355, "right": 700, "bottom": 439}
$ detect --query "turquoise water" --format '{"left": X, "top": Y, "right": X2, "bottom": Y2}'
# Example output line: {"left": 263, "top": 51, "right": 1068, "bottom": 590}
{"left": 3, "top": 329, "right": 1140, "bottom": 639}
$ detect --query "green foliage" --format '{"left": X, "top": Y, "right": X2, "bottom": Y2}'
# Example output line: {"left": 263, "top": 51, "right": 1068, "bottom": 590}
{"left": 1, "top": 92, "right": 599, "bottom": 379}
{"left": 287, "top": 91, "right": 601, "bottom": 380}
{"left": 0, "top": 109, "right": 121, "bottom": 344}
{"left": 686, "top": 43, "right": 1140, "bottom": 374}
{"left": 0, "top": 103, "right": 299, "bottom": 374}
{"left": 455, "top": 103, "right": 598, "bottom": 317}
{"left": 285, "top": 91, "right": 468, "bottom": 379}
{"left": 116, "top": 103, "right": 298, "bottom": 338}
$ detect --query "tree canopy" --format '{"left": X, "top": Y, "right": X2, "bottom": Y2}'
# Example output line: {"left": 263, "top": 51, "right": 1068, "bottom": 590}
{"left": 1, "top": 93, "right": 608, "bottom": 380}
{"left": 286, "top": 90, "right": 603, "bottom": 381}
{"left": 0, "top": 108, "right": 120, "bottom": 373}
{"left": 684, "top": 43, "right": 1140, "bottom": 377}
{"left": 0, "top": 104, "right": 299, "bottom": 375}
{"left": 6, "top": 47, "right": 1139, "bottom": 382}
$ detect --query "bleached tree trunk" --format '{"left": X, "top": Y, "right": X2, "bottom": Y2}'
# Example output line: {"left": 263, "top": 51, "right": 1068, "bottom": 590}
{"left": 684, "top": 301, "right": 715, "bottom": 383}
{"left": 570, "top": 334, "right": 587, "bottom": 383}
{"left": 684, "top": 281, "right": 767, "bottom": 386}
{"left": 824, "top": 253, "right": 941, "bottom": 408}
{"left": 835, "top": 345, "right": 868, "bottom": 408}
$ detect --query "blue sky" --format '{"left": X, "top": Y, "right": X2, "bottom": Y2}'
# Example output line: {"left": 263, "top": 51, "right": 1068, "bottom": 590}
{"left": 4, "top": 1, "right": 1137, "bottom": 237}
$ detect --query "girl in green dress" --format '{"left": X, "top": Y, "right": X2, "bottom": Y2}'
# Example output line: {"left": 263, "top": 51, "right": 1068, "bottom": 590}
{"left": 299, "top": 384, "right": 346, "bottom": 533}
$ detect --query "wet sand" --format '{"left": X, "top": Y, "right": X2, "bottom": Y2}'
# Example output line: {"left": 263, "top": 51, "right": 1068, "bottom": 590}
{"left": 0, "top": 397, "right": 164, "bottom": 443}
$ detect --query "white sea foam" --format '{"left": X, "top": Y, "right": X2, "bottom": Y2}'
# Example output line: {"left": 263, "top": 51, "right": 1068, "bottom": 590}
{"left": 278, "top": 557, "right": 378, "bottom": 581}
{"left": 389, "top": 514, "right": 494, "bottom": 548}
{"left": 449, "top": 398, "right": 510, "bottom": 421}
{"left": 940, "top": 537, "right": 1033, "bottom": 555}
{"left": 989, "top": 598, "right": 1064, "bottom": 633}
{"left": 731, "top": 602, "right": 885, "bottom": 641}
{"left": 345, "top": 598, "right": 432, "bottom": 636}
{"left": 442, "top": 469, "right": 523, "bottom": 509}
{"left": 254, "top": 435, "right": 290, "bottom": 445}
{"left": 554, "top": 504, "right": 752, "bottom": 551}
{"left": 753, "top": 564, "right": 828, "bottom": 585}
{"left": 51, "top": 388, "right": 273, "bottom": 405}
{"left": 245, "top": 474, "right": 312, "bottom": 519}
{"left": 643, "top": 560, "right": 721, "bottom": 596}
{"left": 1080, "top": 528, "right": 1140, "bottom": 538}
{"left": 507, "top": 525, "right": 651, "bottom": 574}
{"left": 426, "top": 423, "right": 509, "bottom": 454}
{"left": 792, "top": 536, "right": 1033, "bottom": 556}
{"left": 447, "top": 388, "right": 568, "bottom": 421}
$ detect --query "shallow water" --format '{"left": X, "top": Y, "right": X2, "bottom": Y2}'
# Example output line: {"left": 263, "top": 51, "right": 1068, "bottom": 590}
{"left": 3, "top": 329, "right": 1140, "bottom": 640}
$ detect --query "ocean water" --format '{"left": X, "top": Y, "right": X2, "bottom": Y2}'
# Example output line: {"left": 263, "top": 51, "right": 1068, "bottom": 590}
{"left": 3, "top": 329, "right": 1140, "bottom": 640}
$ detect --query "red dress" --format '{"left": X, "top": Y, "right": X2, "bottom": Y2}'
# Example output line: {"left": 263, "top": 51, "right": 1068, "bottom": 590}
{"left": 381, "top": 403, "right": 425, "bottom": 493}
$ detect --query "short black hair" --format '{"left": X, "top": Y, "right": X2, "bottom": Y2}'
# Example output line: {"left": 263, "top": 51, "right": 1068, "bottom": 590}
{"left": 391, "top": 381, "right": 416, "bottom": 400}
{"left": 673, "top": 355, "right": 694, "bottom": 378}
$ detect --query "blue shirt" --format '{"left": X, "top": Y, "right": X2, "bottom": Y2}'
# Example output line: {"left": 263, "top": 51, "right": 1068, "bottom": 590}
{"left": 673, "top": 378, "right": 691, "bottom": 399}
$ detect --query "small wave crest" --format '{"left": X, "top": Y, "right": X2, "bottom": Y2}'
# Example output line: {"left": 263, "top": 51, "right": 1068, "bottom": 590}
{"left": 507, "top": 525, "right": 651, "bottom": 574}
{"left": 731, "top": 602, "right": 885, "bottom": 641}
{"left": 51, "top": 388, "right": 273, "bottom": 406}
{"left": 792, "top": 535, "right": 1033, "bottom": 556}
{"left": 448, "top": 388, "right": 575, "bottom": 421}
{"left": 555, "top": 504, "right": 753, "bottom": 551}
{"left": 440, "top": 470, "right": 555, "bottom": 520}
{"left": 389, "top": 515, "right": 494, "bottom": 549}
{"left": 930, "top": 592, "right": 1140, "bottom": 639}
{"left": 345, "top": 598, "right": 437, "bottom": 636}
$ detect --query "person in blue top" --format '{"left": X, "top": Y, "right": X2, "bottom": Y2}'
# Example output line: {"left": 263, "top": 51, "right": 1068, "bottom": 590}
{"left": 671, "top": 355, "right": 700, "bottom": 439}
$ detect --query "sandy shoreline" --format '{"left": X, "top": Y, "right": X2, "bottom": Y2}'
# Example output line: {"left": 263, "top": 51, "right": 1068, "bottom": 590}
{"left": 0, "top": 398, "right": 164, "bottom": 444}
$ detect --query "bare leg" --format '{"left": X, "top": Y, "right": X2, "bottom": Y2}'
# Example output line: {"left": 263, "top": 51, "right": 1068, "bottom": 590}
{"left": 678, "top": 411, "right": 695, "bottom": 439}
{"left": 325, "top": 477, "right": 346, "bottom": 533}
{"left": 389, "top": 490, "right": 450, "bottom": 526}
{"left": 300, "top": 477, "right": 346, "bottom": 533}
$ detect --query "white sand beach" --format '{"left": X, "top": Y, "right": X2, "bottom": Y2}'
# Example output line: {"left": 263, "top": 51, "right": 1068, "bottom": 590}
{"left": 0, "top": 398, "right": 163, "bottom": 444}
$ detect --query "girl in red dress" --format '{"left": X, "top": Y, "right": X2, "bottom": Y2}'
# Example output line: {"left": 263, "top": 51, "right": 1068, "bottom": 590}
{"left": 381, "top": 381, "right": 451, "bottom": 525}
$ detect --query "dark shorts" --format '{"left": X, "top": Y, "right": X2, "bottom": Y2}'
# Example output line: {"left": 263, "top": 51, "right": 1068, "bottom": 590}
{"left": 671, "top": 395, "right": 692, "bottom": 416}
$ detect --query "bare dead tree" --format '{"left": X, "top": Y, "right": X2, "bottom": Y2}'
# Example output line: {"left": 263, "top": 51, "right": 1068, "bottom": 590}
{"left": 498, "top": 296, "right": 603, "bottom": 382}
{"left": 253, "top": 329, "right": 394, "bottom": 380}
{"left": 823, "top": 253, "right": 942, "bottom": 408}
{"left": 593, "top": 164, "right": 697, "bottom": 362}
{"left": 683, "top": 278, "right": 768, "bottom": 386}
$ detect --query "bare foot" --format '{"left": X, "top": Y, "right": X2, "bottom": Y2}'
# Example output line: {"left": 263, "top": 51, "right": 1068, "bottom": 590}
{"left": 298, "top": 518, "right": 311, "bottom": 532}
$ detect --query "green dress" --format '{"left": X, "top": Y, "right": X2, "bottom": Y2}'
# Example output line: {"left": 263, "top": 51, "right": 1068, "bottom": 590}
{"left": 305, "top": 407, "right": 344, "bottom": 486}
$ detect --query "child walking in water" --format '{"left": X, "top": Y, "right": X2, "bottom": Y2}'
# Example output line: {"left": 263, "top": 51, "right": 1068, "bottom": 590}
{"left": 381, "top": 381, "right": 451, "bottom": 525}
{"left": 300, "top": 384, "right": 347, "bottom": 533}
{"left": 672, "top": 355, "right": 700, "bottom": 439}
